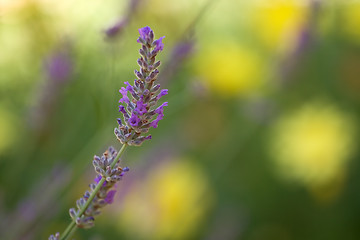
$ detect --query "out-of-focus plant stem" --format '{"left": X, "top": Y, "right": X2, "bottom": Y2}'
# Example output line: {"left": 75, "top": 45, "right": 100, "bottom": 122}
{"left": 60, "top": 144, "right": 128, "bottom": 240}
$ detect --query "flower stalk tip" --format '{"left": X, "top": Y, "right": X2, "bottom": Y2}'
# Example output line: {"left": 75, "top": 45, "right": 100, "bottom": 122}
{"left": 115, "top": 26, "right": 168, "bottom": 146}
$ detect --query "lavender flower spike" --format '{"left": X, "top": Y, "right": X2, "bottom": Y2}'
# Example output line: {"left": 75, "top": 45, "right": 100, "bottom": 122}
{"left": 68, "top": 147, "right": 130, "bottom": 229}
{"left": 115, "top": 26, "right": 168, "bottom": 146}
{"left": 50, "top": 26, "right": 168, "bottom": 240}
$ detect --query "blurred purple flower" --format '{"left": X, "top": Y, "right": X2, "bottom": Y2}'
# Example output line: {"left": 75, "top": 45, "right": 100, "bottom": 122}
{"left": 280, "top": 0, "right": 319, "bottom": 85}
{"left": 45, "top": 50, "right": 72, "bottom": 83}
{"left": 3, "top": 165, "right": 71, "bottom": 240}
{"left": 157, "top": 39, "right": 194, "bottom": 85}
{"left": 104, "top": 190, "right": 117, "bottom": 204}
{"left": 29, "top": 42, "right": 74, "bottom": 132}
{"left": 173, "top": 41, "right": 194, "bottom": 60}
{"left": 104, "top": 0, "right": 143, "bottom": 39}
{"left": 105, "top": 19, "right": 128, "bottom": 38}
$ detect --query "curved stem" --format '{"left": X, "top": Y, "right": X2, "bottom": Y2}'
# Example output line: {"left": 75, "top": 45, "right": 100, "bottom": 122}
{"left": 60, "top": 144, "right": 128, "bottom": 240}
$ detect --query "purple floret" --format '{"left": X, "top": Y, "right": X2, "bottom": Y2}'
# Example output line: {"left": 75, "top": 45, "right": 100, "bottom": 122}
{"left": 124, "top": 81, "right": 134, "bottom": 94}
{"left": 137, "top": 26, "right": 152, "bottom": 43}
{"left": 119, "top": 87, "right": 129, "bottom": 103}
{"left": 104, "top": 190, "right": 116, "bottom": 204}
{"left": 136, "top": 100, "right": 147, "bottom": 115}
{"left": 155, "top": 102, "right": 168, "bottom": 115}
{"left": 149, "top": 102, "right": 168, "bottom": 128}
{"left": 118, "top": 105, "right": 127, "bottom": 114}
{"left": 153, "top": 36, "right": 165, "bottom": 52}
{"left": 157, "top": 89, "right": 168, "bottom": 100}
{"left": 94, "top": 175, "right": 106, "bottom": 187}
{"left": 128, "top": 112, "right": 141, "bottom": 127}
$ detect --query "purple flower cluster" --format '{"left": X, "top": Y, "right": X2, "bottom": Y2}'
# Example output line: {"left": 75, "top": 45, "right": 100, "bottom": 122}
{"left": 48, "top": 233, "right": 60, "bottom": 240}
{"left": 69, "top": 147, "right": 129, "bottom": 229}
{"left": 115, "top": 26, "right": 168, "bottom": 146}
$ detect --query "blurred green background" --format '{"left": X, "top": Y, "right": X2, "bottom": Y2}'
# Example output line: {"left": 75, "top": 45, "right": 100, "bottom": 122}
{"left": 1, "top": 0, "right": 360, "bottom": 239}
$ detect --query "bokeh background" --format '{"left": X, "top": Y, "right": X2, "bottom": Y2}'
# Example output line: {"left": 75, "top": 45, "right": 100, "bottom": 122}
{"left": 1, "top": 0, "right": 360, "bottom": 239}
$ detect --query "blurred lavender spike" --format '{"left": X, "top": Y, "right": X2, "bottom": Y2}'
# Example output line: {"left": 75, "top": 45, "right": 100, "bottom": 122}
{"left": 1, "top": 165, "right": 71, "bottom": 240}
{"left": 104, "top": 0, "right": 143, "bottom": 39}
{"left": 157, "top": 38, "right": 195, "bottom": 85}
{"left": 280, "top": 0, "right": 320, "bottom": 85}
{"left": 29, "top": 41, "right": 74, "bottom": 132}
{"left": 45, "top": 46, "right": 73, "bottom": 83}
{"left": 105, "top": 19, "right": 128, "bottom": 39}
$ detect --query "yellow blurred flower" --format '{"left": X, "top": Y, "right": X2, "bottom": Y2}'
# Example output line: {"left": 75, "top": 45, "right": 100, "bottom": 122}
{"left": 269, "top": 102, "right": 356, "bottom": 187}
{"left": 118, "top": 159, "right": 214, "bottom": 240}
{"left": 342, "top": 2, "right": 360, "bottom": 43}
{"left": 0, "top": 105, "right": 18, "bottom": 155}
{"left": 252, "top": 0, "right": 308, "bottom": 52}
{"left": 195, "top": 42, "right": 264, "bottom": 97}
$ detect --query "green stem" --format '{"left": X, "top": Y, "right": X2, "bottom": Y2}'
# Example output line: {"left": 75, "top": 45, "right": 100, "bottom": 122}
{"left": 61, "top": 221, "right": 75, "bottom": 240}
{"left": 60, "top": 144, "right": 128, "bottom": 240}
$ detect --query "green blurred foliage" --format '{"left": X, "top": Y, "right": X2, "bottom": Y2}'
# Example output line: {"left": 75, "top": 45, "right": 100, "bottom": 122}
{"left": 1, "top": 0, "right": 360, "bottom": 239}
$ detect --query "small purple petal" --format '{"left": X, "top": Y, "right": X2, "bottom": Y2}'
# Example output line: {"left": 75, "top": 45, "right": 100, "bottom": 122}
{"left": 139, "top": 26, "right": 151, "bottom": 38}
{"left": 119, "top": 105, "right": 127, "bottom": 114}
{"left": 104, "top": 190, "right": 116, "bottom": 204}
{"left": 94, "top": 175, "right": 107, "bottom": 186}
{"left": 149, "top": 118, "right": 160, "bottom": 128}
{"left": 123, "top": 167, "right": 130, "bottom": 172}
{"left": 154, "top": 36, "right": 165, "bottom": 52}
{"left": 119, "top": 87, "right": 129, "bottom": 103}
{"left": 150, "top": 115, "right": 163, "bottom": 128}
{"left": 150, "top": 102, "right": 167, "bottom": 128}
{"left": 117, "top": 118, "right": 122, "bottom": 126}
{"left": 155, "top": 102, "right": 168, "bottom": 114}
{"left": 156, "top": 89, "right": 168, "bottom": 100}
{"left": 128, "top": 112, "right": 141, "bottom": 127}
{"left": 135, "top": 100, "right": 147, "bottom": 115}
{"left": 94, "top": 175, "right": 102, "bottom": 184}
{"left": 124, "top": 81, "right": 134, "bottom": 93}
